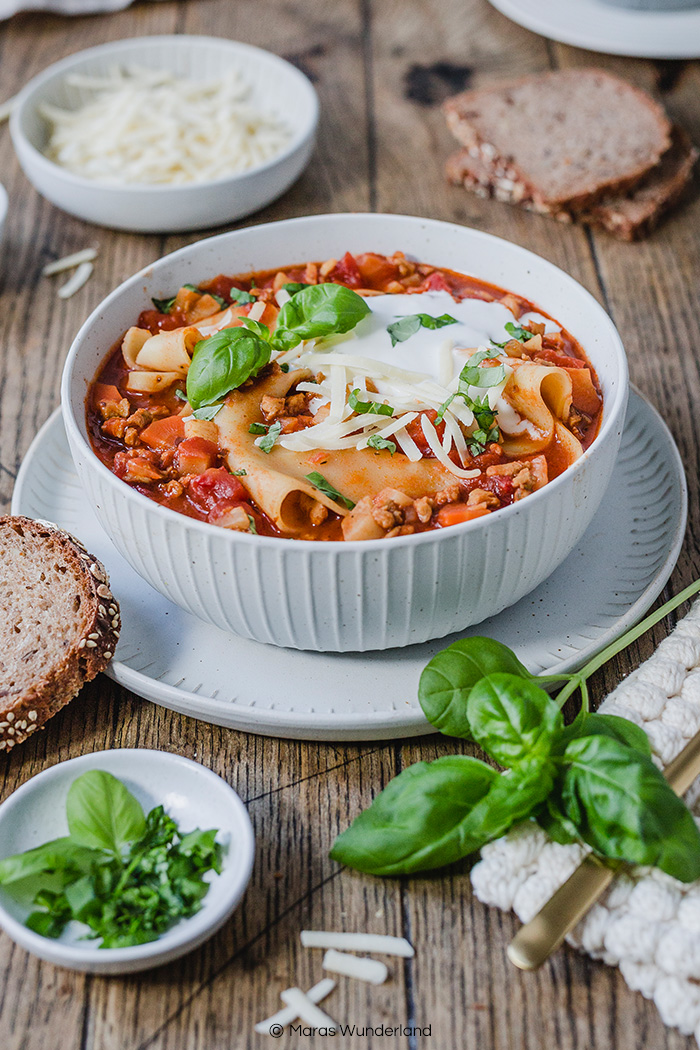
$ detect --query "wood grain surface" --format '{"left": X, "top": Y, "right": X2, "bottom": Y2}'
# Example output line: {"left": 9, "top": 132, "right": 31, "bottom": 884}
{"left": 0, "top": 1, "right": 698, "bottom": 1048}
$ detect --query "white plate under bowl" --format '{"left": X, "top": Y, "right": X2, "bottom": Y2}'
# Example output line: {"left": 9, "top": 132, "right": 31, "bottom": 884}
{"left": 487, "top": 0, "right": 700, "bottom": 58}
{"left": 12, "top": 392, "right": 686, "bottom": 742}
{"left": 0, "top": 750, "right": 255, "bottom": 973}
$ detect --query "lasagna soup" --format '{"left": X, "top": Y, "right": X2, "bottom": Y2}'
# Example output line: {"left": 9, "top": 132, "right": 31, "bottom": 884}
{"left": 88, "top": 251, "right": 603, "bottom": 541}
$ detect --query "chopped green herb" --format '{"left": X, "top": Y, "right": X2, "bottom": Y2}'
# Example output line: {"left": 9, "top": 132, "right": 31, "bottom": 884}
{"left": 248, "top": 422, "right": 268, "bottom": 435}
{"left": 282, "top": 282, "right": 311, "bottom": 296}
{"left": 257, "top": 420, "right": 282, "bottom": 453}
{"left": 304, "top": 471, "right": 355, "bottom": 510}
{"left": 0, "top": 771, "right": 224, "bottom": 949}
{"left": 280, "top": 363, "right": 290, "bottom": 373}
{"left": 229, "top": 287, "right": 255, "bottom": 305}
{"left": 348, "top": 388, "right": 394, "bottom": 417}
{"left": 387, "top": 313, "right": 458, "bottom": 347}
{"left": 246, "top": 514, "right": 258, "bottom": 534}
{"left": 231, "top": 468, "right": 247, "bottom": 476}
{"left": 367, "top": 434, "right": 397, "bottom": 454}
{"left": 458, "top": 348, "right": 507, "bottom": 390}
{"left": 491, "top": 321, "right": 534, "bottom": 348}
{"left": 174, "top": 388, "right": 188, "bottom": 402}
{"left": 192, "top": 404, "right": 223, "bottom": 421}
{"left": 151, "top": 295, "right": 176, "bottom": 314}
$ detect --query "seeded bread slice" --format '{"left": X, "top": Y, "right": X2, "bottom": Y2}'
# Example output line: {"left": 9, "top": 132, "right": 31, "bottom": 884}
{"left": 446, "top": 126, "right": 697, "bottom": 241}
{"left": 444, "top": 69, "right": 672, "bottom": 211}
{"left": 0, "top": 516, "right": 121, "bottom": 751}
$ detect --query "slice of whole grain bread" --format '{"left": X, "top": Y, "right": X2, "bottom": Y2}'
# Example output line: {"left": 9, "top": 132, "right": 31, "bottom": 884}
{"left": 444, "top": 69, "right": 672, "bottom": 211}
{"left": 0, "top": 516, "right": 120, "bottom": 751}
{"left": 446, "top": 126, "right": 696, "bottom": 240}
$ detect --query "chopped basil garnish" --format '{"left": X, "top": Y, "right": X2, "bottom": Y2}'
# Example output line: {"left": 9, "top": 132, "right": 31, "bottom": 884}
{"left": 387, "top": 313, "right": 458, "bottom": 347}
{"left": 304, "top": 471, "right": 355, "bottom": 510}
{"left": 151, "top": 295, "right": 176, "bottom": 314}
{"left": 367, "top": 434, "right": 397, "bottom": 454}
{"left": 246, "top": 514, "right": 258, "bottom": 534}
{"left": 230, "top": 287, "right": 255, "bottom": 305}
{"left": 282, "top": 282, "right": 311, "bottom": 296}
{"left": 174, "top": 388, "right": 188, "bottom": 401}
{"left": 249, "top": 422, "right": 268, "bottom": 435}
{"left": 192, "top": 404, "right": 223, "bottom": 421}
{"left": 257, "top": 420, "right": 282, "bottom": 453}
{"left": 458, "top": 348, "right": 506, "bottom": 389}
{"left": 491, "top": 321, "right": 534, "bottom": 348}
{"left": 348, "top": 388, "right": 394, "bottom": 417}
{"left": 231, "top": 468, "right": 247, "bottom": 476}
{"left": 280, "top": 363, "right": 290, "bottom": 373}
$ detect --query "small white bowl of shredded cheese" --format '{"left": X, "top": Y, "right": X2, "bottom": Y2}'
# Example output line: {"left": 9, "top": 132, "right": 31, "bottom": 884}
{"left": 9, "top": 35, "right": 318, "bottom": 233}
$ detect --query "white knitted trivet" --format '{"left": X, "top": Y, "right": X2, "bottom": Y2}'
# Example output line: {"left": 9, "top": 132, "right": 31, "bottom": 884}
{"left": 471, "top": 598, "right": 700, "bottom": 1044}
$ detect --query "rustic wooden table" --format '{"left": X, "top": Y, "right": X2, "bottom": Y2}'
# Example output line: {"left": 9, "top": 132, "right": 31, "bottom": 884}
{"left": 1, "top": 1, "right": 699, "bottom": 1047}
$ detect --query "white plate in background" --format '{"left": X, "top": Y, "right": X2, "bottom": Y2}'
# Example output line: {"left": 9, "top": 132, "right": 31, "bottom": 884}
{"left": 12, "top": 392, "right": 687, "bottom": 741}
{"left": 488, "top": 0, "right": 700, "bottom": 58}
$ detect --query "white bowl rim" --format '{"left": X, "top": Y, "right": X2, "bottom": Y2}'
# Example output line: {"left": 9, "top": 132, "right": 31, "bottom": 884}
{"left": 61, "top": 211, "right": 629, "bottom": 551}
{"left": 10, "top": 34, "right": 320, "bottom": 196}
{"left": 0, "top": 748, "right": 255, "bottom": 964}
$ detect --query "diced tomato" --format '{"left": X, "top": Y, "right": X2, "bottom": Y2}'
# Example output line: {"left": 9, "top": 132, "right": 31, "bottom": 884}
{"left": 436, "top": 503, "right": 491, "bottom": 527}
{"left": 329, "top": 251, "right": 363, "bottom": 288}
{"left": 422, "top": 271, "right": 451, "bottom": 293}
{"left": 137, "top": 308, "right": 187, "bottom": 334}
{"left": 140, "top": 415, "right": 185, "bottom": 451}
{"left": 188, "top": 468, "right": 248, "bottom": 513}
{"left": 537, "top": 345, "right": 587, "bottom": 369}
{"left": 175, "top": 437, "right": 218, "bottom": 475}
{"left": 355, "top": 252, "right": 400, "bottom": 287}
{"left": 404, "top": 410, "right": 445, "bottom": 458}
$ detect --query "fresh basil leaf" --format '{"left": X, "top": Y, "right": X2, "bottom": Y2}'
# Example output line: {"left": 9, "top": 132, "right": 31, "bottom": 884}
{"left": 459, "top": 358, "right": 507, "bottom": 388}
{"left": 0, "top": 837, "right": 98, "bottom": 886}
{"left": 248, "top": 422, "right": 268, "bottom": 435}
{"left": 387, "top": 313, "right": 458, "bottom": 347}
{"left": 535, "top": 793, "right": 581, "bottom": 846}
{"left": 367, "top": 435, "right": 396, "bottom": 454}
{"left": 330, "top": 756, "right": 499, "bottom": 875}
{"left": 186, "top": 328, "right": 271, "bottom": 411}
{"left": 26, "top": 892, "right": 72, "bottom": 939}
{"left": 491, "top": 322, "right": 533, "bottom": 348}
{"left": 230, "top": 287, "right": 255, "bottom": 305}
{"left": 274, "top": 283, "right": 370, "bottom": 346}
{"left": 242, "top": 318, "right": 271, "bottom": 341}
{"left": 66, "top": 771, "right": 146, "bottom": 856}
{"left": 348, "top": 389, "right": 394, "bottom": 417}
{"left": 562, "top": 735, "right": 700, "bottom": 882}
{"left": 283, "top": 282, "right": 311, "bottom": 295}
{"left": 151, "top": 295, "right": 176, "bottom": 314}
{"left": 192, "top": 404, "right": 222, "bottom": 421}
{"left": 571, "top": 713, "right": 652, "bottom": 756}
{"left": 257, "top": 420, "right": 282, "bottom": 453}
{"left": 246, "top": 514, "right": 258, "bottom": 534}
{"left": 418, "top": 638, "right": 533, "bottom": 739}
{"left": 467, "top": 673, "right": 564, "bottom": 769}
{"left": 304, "top": 471, "right": 355, "bottom": 510}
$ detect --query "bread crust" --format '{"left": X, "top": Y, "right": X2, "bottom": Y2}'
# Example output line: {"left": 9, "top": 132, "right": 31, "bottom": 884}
{"left": 0, "top": 516, "right": 121, "bottom": 751}
{"left": 444, "top": 68, "right": 672, "bottom": 210}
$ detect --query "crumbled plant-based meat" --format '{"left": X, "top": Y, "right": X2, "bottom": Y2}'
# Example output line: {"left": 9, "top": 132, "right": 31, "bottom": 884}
{"left": 467, "top": 487, "right": 500, "bottom": 508}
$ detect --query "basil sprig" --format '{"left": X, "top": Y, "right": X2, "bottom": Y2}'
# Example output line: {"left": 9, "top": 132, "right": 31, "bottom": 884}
{"left": 331, "top": 580, "right": 700, "bottom": 880}
{"left": 387, "top": 312, "right": 458, "bottom": 347}
{"left": 0, "top": 771, "right": 224, "bottom": 948}
{"left": 186, "top": 284, "right": 370, "bottom": 417}
{"left": 304, "top": 471, "right": 355, "bottom": 510}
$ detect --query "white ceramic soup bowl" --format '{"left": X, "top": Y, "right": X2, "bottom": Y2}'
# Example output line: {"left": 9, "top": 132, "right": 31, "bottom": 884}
{"left": 61, "top": 213, "right": 628, "bottom": 652}
{"left": 10, "top": 36, "right": 318, "bottom": 233}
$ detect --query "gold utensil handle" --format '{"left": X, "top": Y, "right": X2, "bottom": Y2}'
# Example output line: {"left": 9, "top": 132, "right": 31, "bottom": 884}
{"left": 507, "top": 727, "right": 700, "bottom": 971}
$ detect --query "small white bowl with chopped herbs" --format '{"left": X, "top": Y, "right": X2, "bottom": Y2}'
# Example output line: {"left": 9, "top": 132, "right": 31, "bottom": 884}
{"left": 0, "top": 750, "right": 254, "bottom": 973}
{"left": 9, "top": 35, "right": 318, "bottom": 232}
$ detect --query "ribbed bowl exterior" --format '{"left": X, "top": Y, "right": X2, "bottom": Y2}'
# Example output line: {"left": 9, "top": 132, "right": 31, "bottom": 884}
{"left": 62, "top": 214, "right": 628, "bottom": 652}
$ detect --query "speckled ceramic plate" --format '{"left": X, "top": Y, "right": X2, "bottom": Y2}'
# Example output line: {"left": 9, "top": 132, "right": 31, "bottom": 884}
{"left": 12, "top": 391, "right": 686, "bottom": 741}
{"left": 487, "top": 0, "right": 700, "bottom": 59}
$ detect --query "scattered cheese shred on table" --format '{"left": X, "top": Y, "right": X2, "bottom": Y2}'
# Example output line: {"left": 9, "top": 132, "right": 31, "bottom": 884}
{"left": 300, "top": 930, "right": 415, "bottom": 957}
{"left": 40, "top": 66, "right": 292, "bottom": 186}
{"left": 322, "top": 949, "right": 388, "bottom": 985}
{"left": 280, "top": 987, "right": 338, "bottom": 1030}
{"left": 57, "top": 261, "right": 93, "bottom": 299}
{"left": 254, "top": 978, "right": 336, "bottom": 1035}
{"left": 42, "top": 247, "right": 98, "bottom": 276}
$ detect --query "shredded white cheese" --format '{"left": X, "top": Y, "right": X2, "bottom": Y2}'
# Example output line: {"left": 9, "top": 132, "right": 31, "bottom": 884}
{"left": 57, "top": 261, "right": 93, "bottom": 299}
{"left": 254, "top": 978, "right": 336, "bottom": 1035}
{"left": 40, "top": 66, "right": 291, "bottom": 186}
{"left": 280, "top": 987, "right": 338, "bottom": 1030}
{"left": 300, "top": 931, "right": 415, "bottom": 957}
{"left": 322, "top": 949, "right": 388, "bottom": 985}
{"left": 42, "top": 247, "right": 98, "bottom": 276}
